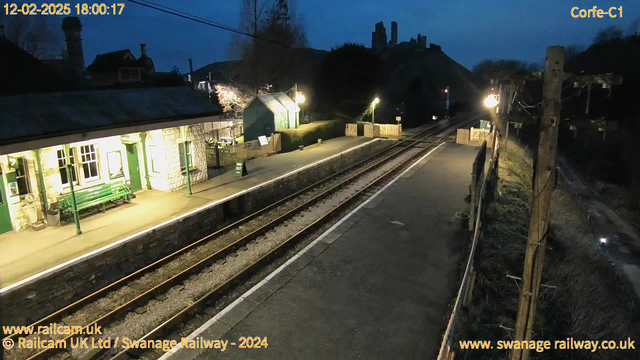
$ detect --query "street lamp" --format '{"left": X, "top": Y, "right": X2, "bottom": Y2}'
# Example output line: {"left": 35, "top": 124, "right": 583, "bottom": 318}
{"left": 484, "top": 94, "right": 499, "bottom": 108}
{"left": 372, "top": 97, "right": 380, "bottom": 124}
{"left": 289, "top": 83, "right": 305, "bottom": 128}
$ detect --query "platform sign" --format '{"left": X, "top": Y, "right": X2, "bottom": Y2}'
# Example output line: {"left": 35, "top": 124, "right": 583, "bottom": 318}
{"left": 479, "top": 120, "right": 490, "bottom": 130}
{"left": 395, "top": 116, "right": 401, "bottom": 122}
{"left": 235, "top": 160, "right": 248, "bottom": 177}
{"left": 258, "top": 135, "right": 269, "bottom": 146}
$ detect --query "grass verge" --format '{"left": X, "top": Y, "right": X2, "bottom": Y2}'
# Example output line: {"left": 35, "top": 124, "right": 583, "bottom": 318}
{"left": 454, "top": 142, "right": 640, "bottom": 360}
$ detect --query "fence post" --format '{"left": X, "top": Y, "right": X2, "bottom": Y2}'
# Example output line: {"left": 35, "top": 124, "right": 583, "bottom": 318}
{"left": 469, "top": 166, "right": 476, "bottom": 232}
{"left": 215, "top": 144, "right": 220, "bottom": 168}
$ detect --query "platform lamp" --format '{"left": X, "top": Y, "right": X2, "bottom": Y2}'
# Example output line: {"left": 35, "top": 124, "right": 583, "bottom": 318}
{"left": 371, "top": 97, "right": 380, "bottom": 124}
{"left": 288, "top": 83, "right": 305, "bottom": 128}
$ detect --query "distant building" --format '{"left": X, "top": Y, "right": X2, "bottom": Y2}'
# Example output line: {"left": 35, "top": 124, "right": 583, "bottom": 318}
{"left": 86, "top": 44, "right": 155, "bottom": 87}
{"left": 371, "top": 21, "right": 428, "bottom": 53}
{"left": 243, "top": 93, "right": 298, "bottom": 141}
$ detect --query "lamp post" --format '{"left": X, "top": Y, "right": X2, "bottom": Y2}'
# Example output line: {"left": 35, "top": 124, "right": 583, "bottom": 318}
{"left": 290, "top": 83, "right": 305, "bottom": 128}
{"left": 444, "top": 86, "right": 450, "bottom": 118}
{"left": 371, "top": 97, "right": 380, "bottom": 124}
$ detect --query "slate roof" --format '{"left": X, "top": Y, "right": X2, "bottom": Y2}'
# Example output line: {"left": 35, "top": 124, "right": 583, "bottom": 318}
{"left": 249, "top": 92, "right": 297, "bottom": 113}
{"left": 0, "top": 87, "right": 221, "bottom": 146}
{"left": 86, "top": 49, "right": 140, "bottom": 73}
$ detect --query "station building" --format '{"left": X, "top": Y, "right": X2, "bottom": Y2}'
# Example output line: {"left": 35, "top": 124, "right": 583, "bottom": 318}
{"left": 0, "top": 87, "right": 221, "bottom": 234}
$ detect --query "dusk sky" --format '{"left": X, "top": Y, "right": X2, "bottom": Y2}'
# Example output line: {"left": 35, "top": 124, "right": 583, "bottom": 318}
{"left": 74, "top": 0, "right": 638, "bottom": 73}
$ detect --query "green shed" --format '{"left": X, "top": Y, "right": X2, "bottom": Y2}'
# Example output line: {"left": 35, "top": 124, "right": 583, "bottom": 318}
{"left": 243, "top": 92, "right": 298, "bottom": 141}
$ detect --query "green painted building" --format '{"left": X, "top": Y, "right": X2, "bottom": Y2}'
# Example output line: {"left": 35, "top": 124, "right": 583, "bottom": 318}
{"left": 243, "top": 93, "right": 298, "bottom": 141}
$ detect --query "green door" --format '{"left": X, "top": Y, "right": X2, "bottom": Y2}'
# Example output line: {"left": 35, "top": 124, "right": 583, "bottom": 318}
{"left": 126, "top": 144, "right": 143, "bottom": 192}
{"left": 0, "top": 172, "right": 13, "bottom": 234}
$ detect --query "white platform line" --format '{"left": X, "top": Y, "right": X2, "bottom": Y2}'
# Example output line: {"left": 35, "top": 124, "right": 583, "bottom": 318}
{"left": 158, "top": 141, "right": 447, "bottom": 359}
{"left": 1, "top": 139, "right": 383, "bottom": 294}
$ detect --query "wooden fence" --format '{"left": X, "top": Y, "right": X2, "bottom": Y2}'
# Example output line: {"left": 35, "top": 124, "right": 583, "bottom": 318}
{"left": 363, "top": 123, "right": 402, "bottom": 138}
{"left": 206, "top": 133, "right": 281, "bottom": 169}
{"left": 345, "top": 123, "right": 357, "bottom": 137}
{"left": 437, "top": 133, "right": 501, "bottom": 360}
{"left": 378, "top": 124, "right": 402, "bottom": 136}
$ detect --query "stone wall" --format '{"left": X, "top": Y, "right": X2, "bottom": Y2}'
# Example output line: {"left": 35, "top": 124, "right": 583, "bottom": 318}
{"left": 0, "top": 139, "right": 392, "bottom": 326}
{"left": 161, "top": 125, "right": 207, "bottom": 191}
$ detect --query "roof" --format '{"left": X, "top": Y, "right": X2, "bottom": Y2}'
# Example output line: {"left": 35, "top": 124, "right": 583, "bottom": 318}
{"left": 248, "top": 92, "right": 297, "bottom": 113}
{"left": 86, "top": 49, "right": 141, "bottom": 73}
{"left": 0, "top": 87, "right": 221, "bottom": 147}
{"left": 0, "top": 37, "right": 67, "bottom": 95}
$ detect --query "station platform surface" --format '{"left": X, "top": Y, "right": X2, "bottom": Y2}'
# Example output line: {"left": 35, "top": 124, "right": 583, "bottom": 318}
{"left": 0, "top": 136, "right": 376, "bottom": 289}
{"left": 167, "top": 142, "right": 479, "bottom": 360}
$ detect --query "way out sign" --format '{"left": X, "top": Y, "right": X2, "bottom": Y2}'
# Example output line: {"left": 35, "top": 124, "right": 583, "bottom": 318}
{"left": 235, "top": 160, "right": 248, "bottom": 177}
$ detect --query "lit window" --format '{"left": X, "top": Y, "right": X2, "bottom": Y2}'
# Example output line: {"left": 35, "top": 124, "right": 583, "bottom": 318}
{"left": 15, "top": 157, "right": 31, "bottom": 195}
{"left": 57, "top": 149, "right": 78, "bottom": 186}
{"left": 107, "top": 151, "right": 124, "bottom": 180}
{"left": 80, "top": 144, "right": 100, "bottom": 181}
{"left": 149, "top": 145, "right": 160, "bottom": 173}
{"left": 178, "top": 142, "right": 193, "bottom": 171}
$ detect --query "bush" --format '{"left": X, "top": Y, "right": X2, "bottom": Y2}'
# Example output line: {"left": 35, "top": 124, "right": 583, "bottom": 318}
{"left": 278, "top": 120, "right": 345, "bottom": 152}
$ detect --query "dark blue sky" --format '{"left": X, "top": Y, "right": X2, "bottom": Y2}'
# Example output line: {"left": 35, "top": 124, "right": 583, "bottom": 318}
{"left": 74, "top": 0, "right": 638, "bottom": 72}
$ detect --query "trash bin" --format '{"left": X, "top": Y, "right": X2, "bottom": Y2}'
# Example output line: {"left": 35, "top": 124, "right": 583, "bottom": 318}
{"left": 455, "top": 211, "right": 470, "bottom": 229}
{"left": 46, "top": 208, "right": 60, "bottom": 227}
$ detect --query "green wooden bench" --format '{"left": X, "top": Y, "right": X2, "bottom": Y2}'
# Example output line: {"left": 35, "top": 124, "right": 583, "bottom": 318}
{"left": 57, "top": 180, "right": 132, "bottom": 220}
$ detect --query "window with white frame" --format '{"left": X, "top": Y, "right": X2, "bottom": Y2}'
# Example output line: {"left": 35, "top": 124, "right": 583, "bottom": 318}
{"left": 80, "top": 144, "right": 100, "bottom": 181}
{"left": 178, "top": 141, "right": 193, "bottom": 172}
{"left": 57, "top": 148, "right": 78, "bottom": 186}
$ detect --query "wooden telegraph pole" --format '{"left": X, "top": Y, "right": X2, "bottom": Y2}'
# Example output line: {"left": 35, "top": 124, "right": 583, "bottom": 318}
{"left": 511, "top": 46, "right": 564, "bottom": 360}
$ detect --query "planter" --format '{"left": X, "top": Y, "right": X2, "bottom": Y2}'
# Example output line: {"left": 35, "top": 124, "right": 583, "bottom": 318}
{"left": 455, "top": 211, "right": 470, "bottom": 229}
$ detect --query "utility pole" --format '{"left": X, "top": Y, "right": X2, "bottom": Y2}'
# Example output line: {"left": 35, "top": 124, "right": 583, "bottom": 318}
{"left": 511, "top": 46, "right": 564, "bottom": 360}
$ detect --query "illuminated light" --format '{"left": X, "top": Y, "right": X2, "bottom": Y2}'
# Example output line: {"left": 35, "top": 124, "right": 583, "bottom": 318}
{"left": 444, "top": 89, "right": 448, "bottom": 93}
{"left": 373, "top": 97, "right": 380, "bottom": 105}
{"left": 484, "top": 94, "right": 499, "bottom": 108}
{"left": 296, "top": 93, "right": 306, "bottom": 104}
{"left": 599, "top": 237, "right": 607, "bottom": 244}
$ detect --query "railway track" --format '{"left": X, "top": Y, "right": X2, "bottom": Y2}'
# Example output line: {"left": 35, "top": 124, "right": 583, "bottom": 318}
{"left": 3, "top": 113, "right": 478, "bottom": 360}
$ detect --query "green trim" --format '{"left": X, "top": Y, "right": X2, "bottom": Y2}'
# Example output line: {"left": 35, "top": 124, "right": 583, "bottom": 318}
{"left": 34, "top": 149, "right": 48, "bottom": 212}
{"left": 64, "top": 144, "right": 82, "bottom": 235}
{"left": 181, "top": 126, "right": 192, "bottom": 196}
{"left": 140, "top": 132, "right": 152, "bottom": 190}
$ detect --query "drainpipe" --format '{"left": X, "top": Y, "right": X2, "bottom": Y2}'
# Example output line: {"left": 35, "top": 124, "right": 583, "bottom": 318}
{"left": 63, "top": 144, "right": 82, "bottom": 235}
{"left": 139, "top": 132, "right": 152, "bottom": 190}
{"left": 181, "top": 126, "right": 192, "bottom": 195}
{"left": 34, "top": 149, "right": 48, "bottom": 213}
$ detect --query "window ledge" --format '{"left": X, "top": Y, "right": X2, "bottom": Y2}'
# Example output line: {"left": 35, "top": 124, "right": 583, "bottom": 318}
{"left": 181, "top": 167, "right": 198, "bottom": 175}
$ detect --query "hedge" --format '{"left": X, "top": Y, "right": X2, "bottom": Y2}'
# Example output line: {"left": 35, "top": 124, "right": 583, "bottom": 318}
{"left": 278, "top": 120, "right": 345, "bottom": 152}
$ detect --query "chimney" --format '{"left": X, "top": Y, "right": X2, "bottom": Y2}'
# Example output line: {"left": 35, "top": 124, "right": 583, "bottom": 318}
{"left": 140, "top": 43, "right": 147, "bottom": 57}
{"left": 391, "top": 21, "right": 397, "bottom": 46}
{"left": 61, "top": 17, "right": 85, "bottom": 85}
